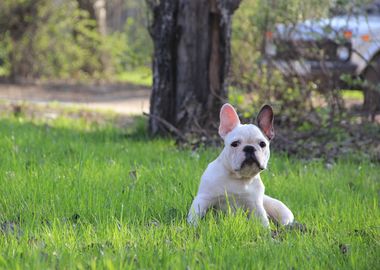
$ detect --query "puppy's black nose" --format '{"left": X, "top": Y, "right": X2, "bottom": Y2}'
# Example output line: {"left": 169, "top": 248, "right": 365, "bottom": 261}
{"left": 243, "top": 145, "right": 255, "bottom": 154}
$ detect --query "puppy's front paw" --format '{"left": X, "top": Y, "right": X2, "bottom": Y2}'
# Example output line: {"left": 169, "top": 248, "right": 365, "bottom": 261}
{"left": 187, "top": 213, "right": 199, "bottom": 226}
{"left": 261, "top": 216, "right": 270, "bottom": 228}
{"left": 253, "top": 206, "right": 270, "bottom": 228}
{"left": 281, "top": 213, "right": 294, "bottom": 226}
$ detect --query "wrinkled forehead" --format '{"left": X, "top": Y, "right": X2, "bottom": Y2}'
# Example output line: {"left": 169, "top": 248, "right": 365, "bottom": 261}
{"left": 225, "top": 124, "right": 268, "bottom": 144}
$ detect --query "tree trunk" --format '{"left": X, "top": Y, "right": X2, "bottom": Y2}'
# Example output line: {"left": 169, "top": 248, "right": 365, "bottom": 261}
{"left": 0, "top": 0, "right": 43, "bottom": 81}
{"left": 77, "top": 0, "right": 97, "bottom": 21}
{"left": 76, "top": 0, "right": 107, "bottom": 35}
{"left": 363, "top": 85, "right": 380, "bottom": 121}
{"left": 94, "top": 0, "right": 107, "bottom": 36}
{"left": 77, "top": 0, "right": 110, "bottom": 73}
{"left": 147, "top": 0, "right": 241, "bottom": 136}
{"left": 362, "top": 54, "right": 380, "bottom": 121}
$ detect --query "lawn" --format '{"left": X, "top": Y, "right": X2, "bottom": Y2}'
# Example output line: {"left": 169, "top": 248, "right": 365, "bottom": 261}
{"left": 116, "top": 68, "right": 152, "bottom": 87}
{"left": 0, "top": 114, "right": 378, "bottom": 269}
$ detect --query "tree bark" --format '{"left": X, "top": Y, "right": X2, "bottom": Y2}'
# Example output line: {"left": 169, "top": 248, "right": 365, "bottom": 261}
{"left": 76, "top": 0, "right": 107, "bottom": 35}
{"left": 362, "top": 54, "right": 380, "bottom": 121}
{"left": 94, "top": 0, "right": 107, "bottom": 36}
{"left": 0, "top": 0, "right": 44, "bottom": 81}
{"left": 147, "top": 0, "right": 241, "bottom": 136}
{"left": 77, "top": 0, "right": 97, "bottom": 21}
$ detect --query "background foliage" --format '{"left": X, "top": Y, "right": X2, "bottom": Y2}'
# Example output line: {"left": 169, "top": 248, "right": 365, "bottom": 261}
{"left": 0, "top": 0, "right": 370, "bottom": 87}
{"left": 0, "top": 0, "right": 152, "bottom": 81}
{"left": 228, "top": 0, "right": 379, "bottom": 161}
{"left": 231, "top": 0, "right": 340, "bottom": 119}
{"left": 0, "top": 1, "right": 378, "bottom": 160}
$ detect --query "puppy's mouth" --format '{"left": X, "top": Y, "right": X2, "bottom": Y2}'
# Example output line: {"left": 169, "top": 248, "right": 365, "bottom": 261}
{"left": 240, "top": 156, "right": 265, "bottom": 171}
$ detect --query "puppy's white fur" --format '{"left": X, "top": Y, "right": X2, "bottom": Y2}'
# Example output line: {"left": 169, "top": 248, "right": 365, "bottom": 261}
{"left": 187, "top": 104, "right": 294, "bottom": 227}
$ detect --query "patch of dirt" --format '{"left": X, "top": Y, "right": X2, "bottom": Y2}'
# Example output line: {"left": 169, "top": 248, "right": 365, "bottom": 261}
{"left": 0, "top": 102, "right": 136, "bottom": 129}
{"left": 0, "top": 82, "right": 150, "bottom": 115}
{"left": 0, "top": 221, "right": 23, "bottom": 238}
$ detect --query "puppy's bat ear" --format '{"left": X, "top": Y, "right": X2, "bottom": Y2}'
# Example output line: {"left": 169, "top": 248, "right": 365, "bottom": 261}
{"left": 219, "top": 103, "right": 240, "bottom": 138}
{"left": 256, "top": 104, "right": 275, "bottom": 140}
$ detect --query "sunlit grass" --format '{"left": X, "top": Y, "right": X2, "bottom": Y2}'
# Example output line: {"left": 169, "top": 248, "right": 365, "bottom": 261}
{"left": 0, "top": 114, "right": 378, "bottom": 269}
{"left": 341, "top": 90, "right": 364, "bottom": 101}
{"left": 116, "top": 68, "right": 152, "bottom": 87}
{"left": 0, "top": 66, "right": 9, "bottom": 77}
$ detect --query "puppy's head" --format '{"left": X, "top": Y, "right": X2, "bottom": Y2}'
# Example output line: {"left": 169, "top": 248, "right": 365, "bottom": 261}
{"left": 219, "top": 103, "right": 274, "bottom": 179}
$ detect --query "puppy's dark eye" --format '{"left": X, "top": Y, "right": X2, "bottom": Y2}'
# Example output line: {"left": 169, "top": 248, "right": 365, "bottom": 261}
{"left": 259, "top": 141, "right": 266, "bottom": 148}
{"left": 230, "top": 140, "right": 240, "bottom": 147}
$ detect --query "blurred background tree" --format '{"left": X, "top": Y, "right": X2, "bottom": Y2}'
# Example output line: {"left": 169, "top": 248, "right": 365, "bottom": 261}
{"left": 146, "top": 0, "right": 242, "bottom": 136}
{"left": 0, "top": 0, "right": 152, "bottom": 82}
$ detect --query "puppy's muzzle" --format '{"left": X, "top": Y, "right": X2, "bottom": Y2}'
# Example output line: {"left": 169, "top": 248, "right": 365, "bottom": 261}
{"left": 241, "top": 146, "right": 264, "bottom": 170}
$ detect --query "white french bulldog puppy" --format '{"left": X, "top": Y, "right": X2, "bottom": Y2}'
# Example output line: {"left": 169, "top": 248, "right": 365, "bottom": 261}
{"left": 187, "top": 103, "right": 294, "bottom": 227}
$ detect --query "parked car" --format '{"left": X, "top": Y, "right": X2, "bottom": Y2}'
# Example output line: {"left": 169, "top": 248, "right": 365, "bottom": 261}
{"left": 264, "top": 1, "right": 380, "bottom": 112}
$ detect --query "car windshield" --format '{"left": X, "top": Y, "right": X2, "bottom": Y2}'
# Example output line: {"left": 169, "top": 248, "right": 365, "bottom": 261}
{"left": 329, "top": 1, "right": 380, "bottom": 16}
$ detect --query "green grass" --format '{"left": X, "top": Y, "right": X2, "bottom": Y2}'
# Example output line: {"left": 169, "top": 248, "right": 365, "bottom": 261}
{"left": 0, "top": 66, "right": 9, "bottom": 77}
{"left": 116, "top": 68, "right": 152, "bottom": 87}
{"left": 0, "top": 115, "right": 379, "bottom": 269}
{"left": 341, "top": 90, "right": 364, "bottom": 101}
